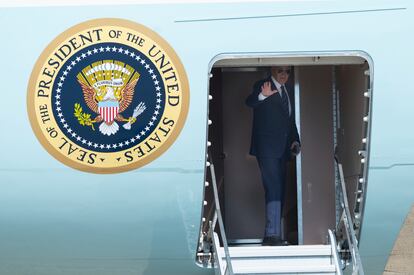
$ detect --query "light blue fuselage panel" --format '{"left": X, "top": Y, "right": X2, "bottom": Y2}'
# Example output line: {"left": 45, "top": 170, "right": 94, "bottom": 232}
{"left": 0, "top": 1, "right": 413, "bottom": 274}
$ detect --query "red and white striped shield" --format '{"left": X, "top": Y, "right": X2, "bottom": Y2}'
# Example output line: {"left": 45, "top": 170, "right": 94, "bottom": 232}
{"left": 98, "top": 101, "right": 120, "bottom": 124}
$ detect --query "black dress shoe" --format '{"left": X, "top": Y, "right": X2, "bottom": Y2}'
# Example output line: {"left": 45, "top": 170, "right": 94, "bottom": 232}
{"left": 262, "top": 236, "right": 282, "bottom": 246}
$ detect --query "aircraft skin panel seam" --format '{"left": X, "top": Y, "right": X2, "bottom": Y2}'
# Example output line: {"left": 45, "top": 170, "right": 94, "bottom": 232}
{"left": 370, "top": 163, "right": 414, "bottom": 170}
{"left": 174, "top": 7, "right": 407, "bottom": 23}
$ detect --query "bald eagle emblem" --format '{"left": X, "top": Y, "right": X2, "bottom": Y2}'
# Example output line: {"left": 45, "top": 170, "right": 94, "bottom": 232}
{"left": 74, "top": 61, "right": 146, "bottom": 136}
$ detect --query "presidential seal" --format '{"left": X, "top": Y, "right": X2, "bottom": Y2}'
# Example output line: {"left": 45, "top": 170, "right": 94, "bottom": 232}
{"left": 27, "top": 19, "right": 189, "bottom": 173}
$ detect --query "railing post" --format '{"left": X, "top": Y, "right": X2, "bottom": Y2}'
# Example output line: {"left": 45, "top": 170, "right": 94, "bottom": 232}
{"left": 336, "top": 161, "right": 364, "bottom": 275}
{"left": 328, "top": 229, "right": 343, "bottom": 275}
{"left": 209, "top": 160, "right": 234, "bottom": 275}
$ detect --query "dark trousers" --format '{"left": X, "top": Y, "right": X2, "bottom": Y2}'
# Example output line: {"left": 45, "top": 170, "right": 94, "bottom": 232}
{"left": 257, "top": 156, "right": 287, "bottom": 237}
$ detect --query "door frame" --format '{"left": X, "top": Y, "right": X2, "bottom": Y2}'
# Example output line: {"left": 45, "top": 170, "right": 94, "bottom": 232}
{"left": 205, "top": 51, "right": 373, "bottom": 246}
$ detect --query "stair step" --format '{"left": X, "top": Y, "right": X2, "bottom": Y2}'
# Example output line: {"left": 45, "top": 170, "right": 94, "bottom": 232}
{"left": 223, "top": 256, "right": 332, "bottom": 268}
{"left": 217, "top": 245, "right": 336, "bottom": 274}
{"left": 220, "top": 245, "right": 332, "bottom": 258}
{"left": 231, "top": 264, "right": 336, "bottom": 274}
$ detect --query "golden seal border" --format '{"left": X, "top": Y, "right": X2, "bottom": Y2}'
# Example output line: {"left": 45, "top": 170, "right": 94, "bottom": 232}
{"left": 27, "top": 18, "right": 189, "bottom": 174}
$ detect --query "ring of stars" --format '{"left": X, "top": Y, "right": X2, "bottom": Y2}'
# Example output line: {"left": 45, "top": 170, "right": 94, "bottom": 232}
{"left": 53, "top": 45, "right": 163, "bottom": 151}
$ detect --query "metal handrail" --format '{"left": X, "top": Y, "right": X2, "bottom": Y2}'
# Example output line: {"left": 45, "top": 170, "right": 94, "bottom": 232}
{"left": 209, "top": 160, "right": 234, "bottom": 275}
{"left": 203, "top": 177, "right": 224, "bottom": 234}
{"left": 328, "top": 229, "right": 343, "bottom": 275}
{"left": 336, "top": 161, "right": 364, "bottom": 275}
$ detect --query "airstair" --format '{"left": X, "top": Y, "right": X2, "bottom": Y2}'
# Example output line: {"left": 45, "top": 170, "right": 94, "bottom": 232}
{"left": 213, "top": 232, "right": 339, "bottom": 274}
{"left": 198, "top": 159, "right": 364, "bottom": 275}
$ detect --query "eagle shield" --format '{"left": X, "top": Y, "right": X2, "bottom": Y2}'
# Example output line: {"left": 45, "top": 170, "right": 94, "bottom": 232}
{"left": 98, "top": 100, "right": 120, "bottom": 124}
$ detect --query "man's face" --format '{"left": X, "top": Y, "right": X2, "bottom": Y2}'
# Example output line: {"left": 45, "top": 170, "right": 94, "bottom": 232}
{"left": 271, "top": 66, "right": 291, "bottom": 85}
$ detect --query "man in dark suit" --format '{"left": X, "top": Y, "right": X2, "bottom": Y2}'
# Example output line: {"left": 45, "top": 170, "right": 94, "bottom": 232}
{"left": 246, "top": 66, "right": 301, "bottom": 246}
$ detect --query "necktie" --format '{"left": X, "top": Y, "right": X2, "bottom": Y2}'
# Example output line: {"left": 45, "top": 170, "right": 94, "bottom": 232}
{"left": 280, "top": 85, "right": 289, "bottom": 116}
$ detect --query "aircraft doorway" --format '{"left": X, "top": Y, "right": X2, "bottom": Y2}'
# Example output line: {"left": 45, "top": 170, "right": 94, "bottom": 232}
{"left": 197, "top": 54, "right": 371, "bottom": 261}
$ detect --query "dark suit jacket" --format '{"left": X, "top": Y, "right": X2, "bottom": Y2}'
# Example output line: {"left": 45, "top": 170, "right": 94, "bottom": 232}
{"left": 246, "top": 77, "right": 300, "bottom": 158}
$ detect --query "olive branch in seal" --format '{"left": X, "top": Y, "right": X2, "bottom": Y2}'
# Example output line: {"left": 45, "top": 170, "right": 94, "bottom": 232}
{"left": 74, "top": 103, "right": 95, "bottom": 131}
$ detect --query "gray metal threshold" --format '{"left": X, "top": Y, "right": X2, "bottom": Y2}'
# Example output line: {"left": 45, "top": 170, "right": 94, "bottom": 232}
{"left": 227, "top": 239, "right": 262, "bottom": 246}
